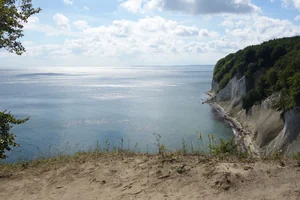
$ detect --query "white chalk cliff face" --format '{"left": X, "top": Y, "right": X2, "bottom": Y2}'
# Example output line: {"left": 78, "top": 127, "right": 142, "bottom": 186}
{"left": 212, "top": 75, "right": 300, "bottom": 156}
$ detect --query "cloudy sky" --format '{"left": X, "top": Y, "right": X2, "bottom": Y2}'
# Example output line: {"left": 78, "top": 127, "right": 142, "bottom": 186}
{"left": 1, "top": 0, "right": 300, "bottom": 67}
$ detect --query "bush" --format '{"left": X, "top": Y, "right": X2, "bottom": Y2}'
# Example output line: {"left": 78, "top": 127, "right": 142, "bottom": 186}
{"left": 208, "top": 137, "right": 248, "bottom": 159}
{"left": 218, "top": 73, "right": 231, "bottom": 92}
{"left": 0, "top": 111, "right": 29, "bottom": 159}
{"left": 242, "top": 89, "right": 261, "bottom": 111}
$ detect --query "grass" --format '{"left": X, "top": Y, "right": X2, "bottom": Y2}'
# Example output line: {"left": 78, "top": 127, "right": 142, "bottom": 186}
{"left": 0, "top": 146, "right": 142, "bottom": 174}
{"left": 1, "top": 133, "right": 298, "bottom": 174}
{"left": 292, "top": 153, "right": 300, "bottom": 161}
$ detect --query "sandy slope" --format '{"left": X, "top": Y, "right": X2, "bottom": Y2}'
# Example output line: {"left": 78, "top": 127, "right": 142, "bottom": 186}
{"left": 1, "top": 155, "right": 300, "bottom": 200}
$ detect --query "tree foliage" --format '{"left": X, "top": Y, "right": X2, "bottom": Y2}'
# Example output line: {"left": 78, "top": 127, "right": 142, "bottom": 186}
{"left": 0, "top": 0, "right": 37, "bottom": 159}
{"left": 213, "top": 36, "right": 300, "bottom": 111}
{"left": 0, "top": 0, "right": 41, "bottom": 55}
{"left": 0, "top": 111, "right": 29, "bottom": 159}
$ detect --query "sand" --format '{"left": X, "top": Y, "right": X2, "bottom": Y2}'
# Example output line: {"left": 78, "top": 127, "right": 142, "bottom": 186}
{"left": 1, "top": 155, "right": 300, "bottom": 200}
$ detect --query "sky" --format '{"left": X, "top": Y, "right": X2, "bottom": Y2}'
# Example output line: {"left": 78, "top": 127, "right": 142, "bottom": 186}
{"left": 0, "top": 0, "right": 300, "bottom": 67}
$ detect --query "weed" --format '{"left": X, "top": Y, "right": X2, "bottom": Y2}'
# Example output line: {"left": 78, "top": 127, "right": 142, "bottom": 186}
{"left": 181, "top": 138, "right": 187, "bottom": 155}
{"left": 0, "top": 133, "right": 258, "bottom": 170}
{"left": 133, "top": 143, "right": 139, "bottom": 152}
{"left": 190, "top": 140, "right": 194, "bottom": 153}
{"left": 120, "top": 138, "right": 124, "bottom": 151}
{"left": 153, "top": 133, "right": 166, "bottom": 156}
{"left": 271, "top": 149, "right": 283, "bottom": 160}
{"left": 208, "top": 137, "right": 249, "bottom": 160}
{"left": 105, "top": 140, "right": 110, "bottom": 152}
{"left": 292, "top": 152, "right": 300, "bottom": 161}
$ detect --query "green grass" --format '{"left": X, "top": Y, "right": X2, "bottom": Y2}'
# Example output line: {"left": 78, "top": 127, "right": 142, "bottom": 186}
{"left": 1, "top": 133, "right": 298, "bottom": 173}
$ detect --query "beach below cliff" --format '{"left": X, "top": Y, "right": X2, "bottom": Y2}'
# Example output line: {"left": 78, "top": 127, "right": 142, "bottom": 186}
{"left": 204, "top": 92, "right": 259, "bottom": 156}
{"left": 1, "top": 154, "right": 300, "bottom": 200}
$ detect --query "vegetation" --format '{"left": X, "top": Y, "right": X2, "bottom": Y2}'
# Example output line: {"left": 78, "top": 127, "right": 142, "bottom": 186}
{"left": 0, "top": 135, "right": 249, "bottom": 169}
{"left": 0, "top": 111, "right": 29, "bottom": 159}
{"left": 0, "top": 0, "right": 41, "bottom": 55}
{"left": 4, "top": 132, "right": 300, "bottom": 172}
{"left": 0, "top": 0, "right": 40, "bottom": 159}
{"left": 213, "top": 36, "right": 300, "bottom": 112}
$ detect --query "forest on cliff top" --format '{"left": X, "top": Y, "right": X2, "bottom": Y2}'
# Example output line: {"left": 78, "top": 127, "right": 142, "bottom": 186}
{"left": 213, "top": 36, "right": 300, "bottom": 111}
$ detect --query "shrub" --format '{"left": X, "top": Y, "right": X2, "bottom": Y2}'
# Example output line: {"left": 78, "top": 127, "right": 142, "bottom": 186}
{"left": 0, "top": 111, "right": 29, "bottom": 159}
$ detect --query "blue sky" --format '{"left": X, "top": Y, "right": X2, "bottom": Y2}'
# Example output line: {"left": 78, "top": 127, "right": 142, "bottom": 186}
{"left": 1, "top": 0, "right": 300, "bottom": 67}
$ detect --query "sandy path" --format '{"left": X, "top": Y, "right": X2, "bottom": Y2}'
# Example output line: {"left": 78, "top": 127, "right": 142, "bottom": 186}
{"left": 1, "top": 155, "right": 300, "bottom": 200}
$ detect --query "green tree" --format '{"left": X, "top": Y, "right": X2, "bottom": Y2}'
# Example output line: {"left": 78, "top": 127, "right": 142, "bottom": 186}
{"left": 0, "top": 0, "right": 39, "bottom": 159}
{"left": 266, "top": 68, "right": 278, "bottom": 91}
{"left": 213, "top": 36, "right": 300, "bottom": 111}
{"left": 244, "top": 48, "right": 256, "bottom": 63}
{"left": 0, "top": 0, "right": 41, "bottom": 55}
{"left": 288, "top": 72, "right": 300, "bottom": 106}
{"left": 271, "top": 45, "right": 286, "bottom": 61}
{"left": 0, "top": 111, "right": 29, "bottom": 159}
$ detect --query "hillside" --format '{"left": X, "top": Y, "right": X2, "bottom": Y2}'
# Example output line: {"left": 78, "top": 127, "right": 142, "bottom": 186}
{"left": 213, "top": 36, "right": 300, "bottom": 111}
{"left": 211, "top": 36, "right": 300, "bottom": 156}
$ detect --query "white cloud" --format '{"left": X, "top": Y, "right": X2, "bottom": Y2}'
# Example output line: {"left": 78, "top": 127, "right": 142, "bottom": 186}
{"left": 295, "top": 15, "right": 300, "bottom": 21}
{"left": 24, "top": 16, "right": 60, "bottom": 35}
{"left": 121, "top": 0, "right": 260, "bottom": 14}
{"left": 174, "top": 25, "right": 199, "bottom": 36}
{"left": 220, "top": 20, "right": 235, "bottom": 28}
{"left": 199, "top": 29, "right": 219, "bottom": 38}
{"left": 222, "top": 15, "right": 300, "bottom": 49}
{"left": 120, "top": 0, "right": 144, "bottom": 13}
{"left": 23, "top": 16, "right": 80, "bottom": 38}
{"left": 63, "top": 0, "right": 73, "bottom": 5}
{"left": 19, "top": 16, "right": 222, "bottom": 62}
{"left": 5, "top": 14, "right": 300, "bottom": 67}
{"left": 23, "top": 16, "right": 40, "bottom": 29}
{"left": 73, "top": 20, "right": 89, "bottom": 30}
{"left": 53, "top": 13, "right": 71, "bottom": 31}
{"left": 282, "top": 0, "right": 300, "bottom": 10}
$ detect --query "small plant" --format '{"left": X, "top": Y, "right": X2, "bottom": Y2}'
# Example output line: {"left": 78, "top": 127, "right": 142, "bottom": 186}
{"left": 153, "top": 133, "right": 166, "bottom": 156}
{"left": 272, "top": 148, "right": 283, "bottom": 160}
{"left": 190, "top": 140, "right": 194, "bottom": 153}
{"left": 159, "top": 144, "right": 166, "bottom": 155}
{"left": 208, "top": 134, "right": 212, "bottom": 146}
{"left": 95, "top": 140, "right": 101, "bottom": 159}
{"left": 95, "top": 140, "right": 101, "bottom": 152}
{"left": 181, "top": 138, "right": 187, "bottom": 155}
{"left": 292, "top": 152, "right": 300, "bottom": 161}
{"left": 198, "top": 132, "right": 205, "bottom": 153}
{"left": 199, "top": 132, "right": 203, "bottom": 142}
{"left": 120, "top": 138, "right": 124, "bottom": 151}
{"left": 211, "top": 134, "right": 216, "bottom": 145}
{"left": 128, "top": 140, "right": 131, "bottom": 151}
{"left": 208, "top": 137, "right": 248, "bottom": 159}
{"left": 105, "top": 139, "right": 110, "bottom": 152}
{"left": 133, "top": 143, "right": 139, "bottom": 152}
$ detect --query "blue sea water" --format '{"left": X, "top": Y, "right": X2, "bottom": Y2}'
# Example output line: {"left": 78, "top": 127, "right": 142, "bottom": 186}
{"left": 0, "top": 66, "right": 233, "bottom": 162}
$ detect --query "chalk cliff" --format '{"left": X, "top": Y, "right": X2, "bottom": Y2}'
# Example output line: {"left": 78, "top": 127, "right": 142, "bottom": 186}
{"left": 212, "top": 72, "right": 300, "bottom": 156}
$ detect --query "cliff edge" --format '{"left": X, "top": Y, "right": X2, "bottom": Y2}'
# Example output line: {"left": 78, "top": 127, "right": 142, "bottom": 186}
{"left": 211, "top": 36, "right": 300, "bottom": 156}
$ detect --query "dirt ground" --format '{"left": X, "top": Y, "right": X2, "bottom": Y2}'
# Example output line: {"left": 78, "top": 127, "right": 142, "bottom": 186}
{"left": 1, "top": 155, "right": 300, "bottom": 200}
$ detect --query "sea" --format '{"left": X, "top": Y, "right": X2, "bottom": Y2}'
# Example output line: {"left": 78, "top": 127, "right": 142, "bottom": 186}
{"left": 0, "top": 65, "right": 233, "bottom": 163}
